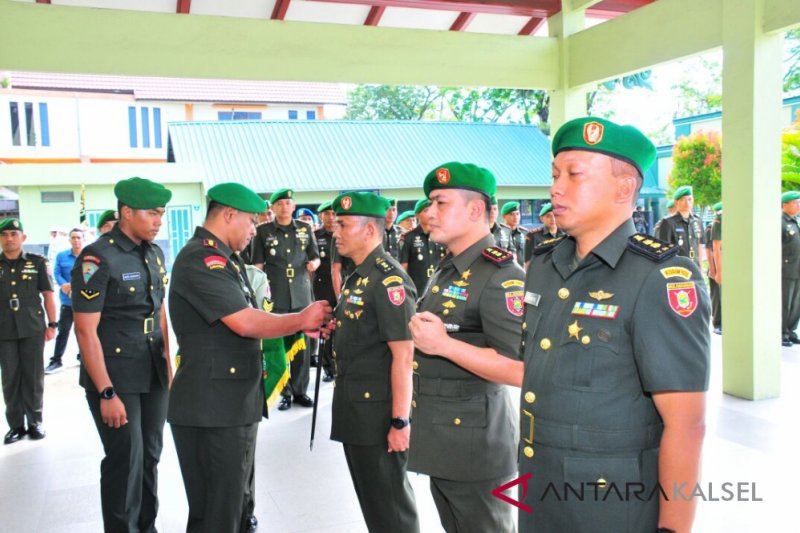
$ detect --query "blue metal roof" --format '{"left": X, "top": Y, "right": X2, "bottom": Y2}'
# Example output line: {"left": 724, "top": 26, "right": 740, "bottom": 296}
{"left": 167, "top": 120, "right": 553, "bottom": 193}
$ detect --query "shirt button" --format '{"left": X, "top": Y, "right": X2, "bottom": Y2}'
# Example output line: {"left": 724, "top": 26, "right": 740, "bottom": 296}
{"left": 453, "top": 418, "right": 461, "bottom": 426}
{"left": 11, "top": 281, "right": 15, "bottom": 285}
{"left": 540, "top": 338, "right": 551, "bottom": 350}
{"left": 287, "top": 249, "right": 291, "bottom": 253}
{"left": 597, "top": 478, "right": 607, "bottom": 488}
{"left": 558, "top": 288, "right": 570, "bottom": 299}
{"left": 109, "top": 239, "right": 115, "bottom": 244}
{"left": 129, "top": 287, "right": 135, "bottom": 292}
{"left": 10, "top": 269, "right": 15, "bottom": 273}
{"left": 229, "top": 367, "right": 236, "bottom": 374}
{"left": 145, "top": 259, "right": 149, "bottom": 264}
{"left": 523, "top": 446, "right": 534, "bottom": 458}
{"left": 336, "top": 320, "right": 342, "bottom": 327}
{"left": 431, "top": 286, "right": 440, "bottom": 294}
{"left": 412, "top": 361, "right": 419, "bottom": 370}
{"left": 115, "top": 347, "right": 121, "bottom": 353}
{"left": 344, "top": 289, "right": 350, "bottom": 296}
{"left": 363, "top": 392, "right": 370, "bottom": 399}
{"left": 524, "top": 391, "right": 536, "bottom": 404}
{"left": 522, "top": 322, "right": 527, "bottom": 330}
{"left": 411, "top": 400, "right": 417, "bottom": 408}
{"left": 581, "top": 335, "right": 591, "bottom": 345}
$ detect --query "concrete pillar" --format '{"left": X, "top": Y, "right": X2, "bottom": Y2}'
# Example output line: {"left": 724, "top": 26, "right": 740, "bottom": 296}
{"left": 548, "top": 8, "right": 589, "bottom": 133}
{"left": 720, "top": 0, "right": 783, "bottom": 399}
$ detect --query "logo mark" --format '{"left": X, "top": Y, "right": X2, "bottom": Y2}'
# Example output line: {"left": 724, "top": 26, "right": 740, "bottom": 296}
{"left": 436, "top": 168, "right": 451, "bottom": 184}
{"left": 492, "top": 472, "right": 533, "bottom": 514}
{"left": 583, "top": 121, "right": 604, "bottom": 145}
{"left": 340, "top": 196, "right": 352, "bottom": 210}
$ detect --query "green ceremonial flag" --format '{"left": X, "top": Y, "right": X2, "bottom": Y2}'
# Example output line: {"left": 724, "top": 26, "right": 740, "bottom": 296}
{"left": 262, "top": 332, "right": 305, "bottom": 411}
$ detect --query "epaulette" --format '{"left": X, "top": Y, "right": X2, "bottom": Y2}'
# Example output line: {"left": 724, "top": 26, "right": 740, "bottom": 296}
{"left": 533, "top": 235, "right": 566, "bottom": 256}
{"left": 481, "top": 245, "right": 513, "bottom": 267}
{"left": 24, "top": 252, "right": 46, "bottom": 260}
{"left": 203, "top": 239, "right": 219, "bottom": 249}
{"left": 627, "top": 233, "right": 678, "bottom": 262}
{"left": 375, "top": 256, "right": 396, "bottom": 273}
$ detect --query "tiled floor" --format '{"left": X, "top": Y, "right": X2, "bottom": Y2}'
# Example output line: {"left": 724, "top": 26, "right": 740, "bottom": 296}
{"left": 0, "top": 331, "right": 795, "bottom": 532}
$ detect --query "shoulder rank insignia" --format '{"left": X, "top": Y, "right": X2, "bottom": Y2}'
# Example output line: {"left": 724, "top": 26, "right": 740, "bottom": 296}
{"left": 627, "top": 233, "right": 678, "bottom": 262}
{"left": 375, "top": 257, "right": 395, "bottom": 274}
{"left": 481, "top": 245, "right": 513, "bottom": 267}
{"left": 533, "top": 235, "right": 566, "bottom": 256}
{"left": 203, "top": 239, "right": 218, "bottom": 249}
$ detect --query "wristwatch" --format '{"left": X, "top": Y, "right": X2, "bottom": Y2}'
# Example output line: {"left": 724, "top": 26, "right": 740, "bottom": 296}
{"left": 100, "top": 386, "right": 116, "bottom": 400}
{"left": 47, "top": 322, "right": 58, "bottom": 328}
{"left": 657, "top": 528, "right": 677, "bottom": 533}
{"left": 390, "top": 417, "right": 410, "bottom": 429}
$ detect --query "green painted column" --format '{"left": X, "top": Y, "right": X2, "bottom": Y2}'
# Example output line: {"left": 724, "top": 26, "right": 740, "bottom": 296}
{"left": 720, "top": 0, "right": 783, "bottom": 399}
{"left": 548, "top": 9, "right": 589, "bottom": 133}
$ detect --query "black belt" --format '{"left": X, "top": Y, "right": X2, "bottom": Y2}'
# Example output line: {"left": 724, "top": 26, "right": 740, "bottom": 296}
{"left": 530, "top": 419, "right": 663, "bottom": 452}
{"left": 413, "top": 374, "right": 503, "bottom": 398}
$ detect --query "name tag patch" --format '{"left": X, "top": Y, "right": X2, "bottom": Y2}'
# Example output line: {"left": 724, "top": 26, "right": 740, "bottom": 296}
{"left": 122, "top": 272, "right": 141, "bottom": 281}
{"left": 524, "top": 291, "right": 541, "bottom": 307}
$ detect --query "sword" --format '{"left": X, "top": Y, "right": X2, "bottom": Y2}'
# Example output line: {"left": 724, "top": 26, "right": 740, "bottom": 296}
{"left": 309, "top": 337, "right": 324, "bottom": 451}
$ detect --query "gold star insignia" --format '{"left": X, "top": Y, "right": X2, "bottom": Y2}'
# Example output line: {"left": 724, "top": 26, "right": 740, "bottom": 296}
{"left": 589, "top": 290, "right": 614, "bottom": 301}
{"left": 568, "top": 320, "right": 583, "bottom": 340}
{"left": 461, "top": 269, "right": 472, "bottom": 281}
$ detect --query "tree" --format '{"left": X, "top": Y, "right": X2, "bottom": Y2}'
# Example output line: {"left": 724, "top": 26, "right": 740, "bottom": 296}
{"left": 671, "top": 55, "right": 722, "bottom": 118}
{"left": 785, "top": 28, "right": 800, "bottom": 95}
{"left": 782, "top": 112, "right": 800, "bottom": 191}
{"left": 441, "top": 87, "right": 548, "bottom": 124}
{"left": 345, "top": 85, "right": 440, "bottom": 120}
{"left": 668, "top": 130, "right": 722, "bottom": 207}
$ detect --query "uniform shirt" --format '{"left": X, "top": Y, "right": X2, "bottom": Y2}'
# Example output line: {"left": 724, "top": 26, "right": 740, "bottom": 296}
{"left": 313, "top": 227, "right": 336, "bottom": 306}
{"left": 654, "top": 212, "right": 705, "bottom": 267}
{"left": 525, "top": 227, "right": 567, "bottom": 264}
{"left": 490, "top": 222, "right": 511, "bottom": 250}
{"left": 71, "top": 224, "right": 168, "bottom": 393}
{"left": 519, "top": 220, "right": 710, "bottom": 531}
{"left": 383, "top": 224, "right": 402, "bottom": 260}
{"left": 330, "top": 245, "right": 417, "bottom": 446}
{"left": 252, "top": 220, "right": 319, "bottom": 312}
{"left": 398, "top": 225, "right": 446, "bottom": 296}
{"left": 168, "top": 226, "right": 263, "bottom": 428}
{"left": 408, "top": 235, "right": 524, "bottom": 482}
{"left": 508, "top": 226, "right": 527, "bottom": 267}
{"left": 0, "top": 251, "right": 52, "bottom": 340}
{"left": 782, "top": 212, "right": 800, "bottom": 280}
{"left": 54, "top": 248, "right": 78, "bottom": 306}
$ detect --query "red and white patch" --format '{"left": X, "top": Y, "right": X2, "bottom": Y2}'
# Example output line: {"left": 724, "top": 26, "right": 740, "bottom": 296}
{"left": 583, "top": 121, "right": 604, "bottom": 145}
{"left": 436, "top": 168, "right": 451, "bottom": 184}
{"left": 387, "top": 285, "right": 406, "bottom": 306}
{"left": 340, "top": 196, "right": 352, "bottom": 210}
{"left": 666, "top": 282, "right": 698, "bottom": 318}
{"left": 204, "top": 255, "right": 227, "bottom": 270}
{"left": 505, "top": 290, "right": 524, "bottom": 317}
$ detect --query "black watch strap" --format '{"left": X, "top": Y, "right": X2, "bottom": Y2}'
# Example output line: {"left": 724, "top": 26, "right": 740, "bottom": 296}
{"left": 391, "top": 417, "right": 410, "bottom": 429}
{"left": 657, "top": 528, "right": 677, "bottom": 533}
{"left": 47, "top": 321, "right": 58, "bottom": 328}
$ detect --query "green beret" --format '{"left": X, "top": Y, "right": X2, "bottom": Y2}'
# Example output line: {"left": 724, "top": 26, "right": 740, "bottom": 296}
{"left": 270, "top": 188, "right": 293, "bottom": 204}
{"left": 666, "top": 200, "right": 676, "bottom": 209}
{"left": 712, "top": 202, "right": 723, "bottom": 212}
{"left": 490, "top": 195, "right": 498, "bottom": 206}
{"left": 423, "top": 162, "right": 496, "bottom": 199}
{"left": 264, "top": 200, "right": 271, "bottom": 210}
{"left": 539, "top": 203, "right": 553, "bottom": 217}
{"left": 114, "top": 177, "right": 172, "bottom": 209}
{"left": 207, "top": 183, "right": 266, "bottom": 214}
{"left": 414, "top": 198, "right": 431, "bottom": 215}
{"left": 673, "top": 185, "right": 693, "bottom": 201}
{"left": 782, "top": 191, "right": 800, "bottom": 204}
{"left": 317, "top": 201, "right": 333, "bottom": 213}
{"left": 333, "top": 192, "right": 390, "bottom": 218}
{"left": 96, "top": 210, "right": 118, "bottom": 229}
{"left": 396, "top": 211, "right": 415, "bottom": 224}
{"left": 0, "top": 218, "right": 23, "bottom": 232}
{"left": 500, "top": 201, "right": 520, "bottom": 216}
{"left": 385, "top": 197, "right": 397, "bottom": 207}
{"left": 552, "top": 117, "right": 656, "bottom": 178}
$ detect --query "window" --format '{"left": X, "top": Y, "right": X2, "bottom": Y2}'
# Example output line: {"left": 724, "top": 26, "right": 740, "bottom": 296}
{"left": 306, "top": 110, "right": 316, "bottom": 120}
{"left": 9, "top": 102, "right": 20, "bottom": 146}
{"left": 141, "top": 107, "right": 150, "bottom": 148}
{"left": 128, "top": 106, "right": 137, "bottom": 148}
{"left": 39, "top": 103, "right": 50, "bottom": 147}
{"left": 128, "top": 106, "right": 162, "bottom": 149}
{"left": 288, "top": 110, "right": 298, "bottom": 120}
{"left": 9, "top": 101, "right": 51, "bottom": 147}
{"left": 218, "top": 111, "right": 262, "bottom": 121}
{"left": 153, "top": 107, "right": 162, "bottom": 148}
{"left": 24, "top": 102, "right": 35, "bottom": 146}
{"left": 41, "top": 191, "right": 75, "bottom": 203}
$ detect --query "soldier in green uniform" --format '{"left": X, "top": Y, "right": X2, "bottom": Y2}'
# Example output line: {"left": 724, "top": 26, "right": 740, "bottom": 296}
{"left": 501, "top": 201, "right": 527, "bottom": 267}
{"left": 655, "top": 186, "right": 705, "bottom": 268}
{"left": 489, "top": 196, "right": 512, "bottom": 250}
{"left": 781, "top": 191, "right": 800, "bottom": 346}
{"left": 72, "top": 177, "right": 173, "bottom": 532}
{"left": 329, "top": 192, "right": 419, "bottom": 532}
{"left": 396, "top": 211, "right": 416, "bottom": 234}
{"left": 96, "top": 209, "right": 119, "bottom": 235}
{"left": 0, "top": 218, "right": 56, "bottom": 444}
{"left": 314, "top": 201, "right": 336, "bottom": 381}
{"left": 168, "top": 183, "right": 332, "bottom": 532}
{"left": 383, "top": 197, "right": 403, "bottom": 260}
{"left": 407, "top": 162, "right": 524, "bottom": 533}
{"left": 252, "top": 188, "right": 321, "bottom": 410}
{"left": 525, "top": 202, "right": 567, "bottom": 269}
{"left": 399, "top": 199, "right": 446, "bottom": 295}
{"left": 653, "top": 200, "right": 676, "bottom": 236}
{"left": 707, "top": 202, "right": 723, "bottom": 335}
{"left": 415, "top": 118, "right": 711, "bottom": 533}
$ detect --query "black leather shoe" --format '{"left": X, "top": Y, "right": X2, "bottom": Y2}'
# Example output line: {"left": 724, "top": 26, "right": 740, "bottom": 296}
{"left": 782, "top": 337, "right": 793, "bottom": 347}
{"left": 310, "top": 354, "right": 319, "bottom": 368}
{"left": 322, "top": 370, "right": 334, "bottom": 383}
{"left": 245, "top": 515, "right": 258, "bottom": 532}
{"left": 293, "top": 394, "right": 314, "bottom": 408}
{"left": 27, "top": 425, "right": 46, "bottom": 440}
{"left": 278, "top": 396, "right": 292, "bottom": 411}
{"left": 790, "top": 334, "right": 800, "bottom": 344}
{"left": 4, "top": 427, "right": 25, "bottom": 445}
{"left": 713, "top": 327, "right": 722, "bottom": 335}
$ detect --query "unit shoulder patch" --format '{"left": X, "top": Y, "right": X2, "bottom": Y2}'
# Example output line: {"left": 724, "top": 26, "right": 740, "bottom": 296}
{"left": 627, "top": 233, "right": 678, "bottom": 262}
{"left": 532, "top": 235, "right": 566, "bottom": 256}
{"left": 482, "top": 246, "right": 513, "bottom": 267}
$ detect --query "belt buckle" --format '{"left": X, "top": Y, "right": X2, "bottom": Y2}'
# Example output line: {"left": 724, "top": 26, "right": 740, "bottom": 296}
{"left": 521, "top": 409, "right": 535, "bottom": 444}
{"left": 426, "top": 266, "right": 435, "bottom": 278}
{"left": 9, "top": 298, "right": 19, "bottom": 311}
{"left": 286, "top": 267, "right": 295, "bottom": 279}
{"left": 143, "top": 317, "right": 155, "bottom": 334}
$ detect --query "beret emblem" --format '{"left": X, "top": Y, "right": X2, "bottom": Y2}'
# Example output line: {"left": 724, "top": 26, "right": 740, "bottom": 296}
{"left": 583, "top": 121, "right": 604, "bottom": 145}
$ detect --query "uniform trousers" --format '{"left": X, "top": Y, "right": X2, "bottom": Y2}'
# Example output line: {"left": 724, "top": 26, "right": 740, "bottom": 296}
{"left": 0, "top": 335, "right": 45, "bottom": 429}
{"left": 171, "top": 423, "right": 259, "bottom": 533}
{"left": 708, "top": 277, "right": 721, "bottom": 329}
{"left": 429, "top": 475, "right": 516, "bottom": 533}
{"left": 782, "top": 278, "right": 800, "bottom": 338}
{"left": 343, "top": 443, "right": 419, "bottom": 533}
{"left": 52, "top": 304, "right": 77, "bottom": 363}
{"left": 86, "top": 387, "right": 168, "bottom": 533}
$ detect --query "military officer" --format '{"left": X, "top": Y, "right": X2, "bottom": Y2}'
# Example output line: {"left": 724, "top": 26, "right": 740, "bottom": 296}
{"left": 168, "top": 183, "right": 331, "bottom": 532}
{"left": 655, "top": 186, "right": 706, "bottom": 268}
{"left": 399, "top": 199, "right": 446, "bottom": 295}
{"left": 330, "top": 192, "right": 420, "bottom": 532}
{"left": 653, "top": 199, "right": 677, "bottom": 235}
{"left": 314, "top": 201, "right": 337, "bottom": 381}
{"left": 332, "top": 237, "right": 356, "bottom": 299}
{"left": 396, "top": 210, "right": 416, "bottom": 234}
{"left": 525, "top": 202, "right": 566, "bottom": 269}
{"left": 383, "top": 197, "right": 403, "bottom": 260}
{"left": 489, "top": 196, "right": 512, "bottom": 250}
{"left": 782, "top": 191, "right": 800, "bottom": 346}
{"left": 96, "top": 209, "right": 119, "bottom": 235}
{"left": 0, "top": 218, "right": 56, "bottom": 444}
{"left": 415, "top": 118, "right": 711, "bottom": 533}
{"left": 407, "top": 162, "right": 524, "bottom": 533}
{"left": 500, "top": 201, "right": 527, "bottom": 266}
{"left": 72, "top": 177, "right": 173, "bottom": 532}
{"left": 707, "top": 202, "right": 723, "bottom": 335}
{"left": 252, "top": 188, "right": 321, "bottom": 410}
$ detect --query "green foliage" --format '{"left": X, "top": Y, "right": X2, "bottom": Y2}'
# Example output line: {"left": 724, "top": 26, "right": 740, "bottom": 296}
{"left": 783, "top": 112, "right": 800, "bottom": 191}
{"left": 345, "top": 85, "right": 440, "bottom": 120}
{"left": 669, "top": 130, "right": 722, "bottom": 207}
{"left": 672, "top": 56, "right": 722, "bottom": 118}
{"left": 785, "top": 29, "right": 800, "bottom": 94}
